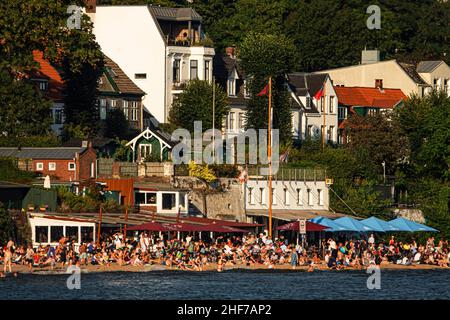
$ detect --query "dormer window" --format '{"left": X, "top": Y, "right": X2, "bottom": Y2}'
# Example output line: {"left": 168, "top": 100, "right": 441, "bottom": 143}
{"left": 227, "top": 78, "right": 236, "bottom": 96}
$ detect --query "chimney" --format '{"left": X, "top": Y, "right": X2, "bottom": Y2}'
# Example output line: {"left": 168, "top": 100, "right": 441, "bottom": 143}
{"left": 225, "top": 46, "right": 236, "bottom": 59}
{"left": 361, "top": 49, "right": 380, "bottom": 65}
{"left": 82, "top": 140, "right": 88, "bottom": 148}
{"left": 85, "top": 0, "right": 96, "bottom": 13}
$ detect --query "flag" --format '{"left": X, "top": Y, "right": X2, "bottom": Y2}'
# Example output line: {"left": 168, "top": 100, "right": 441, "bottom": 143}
{"left": 256, "top": 83, "right": 269, "bottom": 96}
{"left": 314, "top": 86, "right": 324, "bottom": 100}
{"left": 279, "top": 147, "right": 290, "bottom": 163}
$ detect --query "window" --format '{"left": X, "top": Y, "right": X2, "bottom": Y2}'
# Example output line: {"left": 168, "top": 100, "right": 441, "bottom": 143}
{"left": 248, "top": 187, "right": 254, "bottom": 205}
{"left": 35, "top": 226, "right": 48, "bottom": 243}
{"left": 36, "top": 162, "right": 44, "bottom": 171}
{"left": 244, "top": 80, "right": 250, "bottom": 98}
{"left": 318, "top": 189, "right": 323, "bottom": 205}
{"left": 131, "top": 101, "right": 139, "bottom": 121}
{"left": 296, "top": 188, "right": 302, "bottom": 205}
{"left": 90, "top": 162, "right": 95, "bottom": 178}
{"left": 173, "top": 59, "right": 181, "bottom": 83}
{"left": 284, "top": 188, "right": 289, "bottom": 205}
{"left": 229, "top": 112, "right": 235, "bottom": 130}
{"left": 320, "top": 96, "right": 325, "bottom": 112}
{"left": 329, "top": 96, "right": 334, "bottom": 113}
{"left": 238, "top": 113, "right": 245, "bottom": 130}
{"left": 48, "top": 162, "right": 56, "bottom": 171}
{"left": 308, "top": 125, "right": 314, "bottom": 137}
{"left": 338, "top": 106, "right": 346, "bottom": 120}
{"left": 204, "top": 60, "right": 210, "bottom": 81}
{"left": 444, "top": 79, "right": 448, "bottom": 94}
{"left": 135, "top": 192, "right": 146, "bottom": 205}
{"left": 81, "top": 226, "right": 94, "bottom": 243}
{"left": 162, "top": 193, "right": 176, "bottom": 210}
{"left": 433, "top": 79, "right": 438, "bottom": 90}
{"left": 328, "top": 126, "right": 334, "bottom": 142}
{"left": 271, "top": 188, "right": 277, "bottom": 205}
{"left": 99, "top": 99, "right": 107, "bottom": 120}
{"left": 123, "top": 100, "right": 129, "bottom": 120}
{"left": 307, "top": 189, "right": 312, "bottom": 205}
{"left": 109, "top": 99, "right": 116, "bottom": 109}
{"left": 134, "top": 73, "right": 147, "bottom": 79}
{"left": 368, "top": 108, "right": 377, "bottom": 116}
{"left": 39, "top": 81, "right": 48, "bottom": 91}
{"left": 50, "top": 226, "right": 64, "bottom": 243}
{"left": 146, "top": 192, "right": 157, "bottom": 205}
{"left": 65, "top": 226, "right": 79, "bottom": 243}
{"left": 190, "top": 60, "right": 198, "bottom": 80}
{"left": 54, "top": 109, "right": 63, "bottom": 125}
{"left": 140, "top": 144, "right": 152, "bottom": 160}
{"left": 375, "top": 79, "right": 383, "bottom": 89}
{"left": 227, "top": 78, "right": 236, "bottom": 96}
{"left": 68, "top": 162, "right": 76, "bottom": 171}
{"left": 259, "top": 187, "right": 265, "bottom": 205}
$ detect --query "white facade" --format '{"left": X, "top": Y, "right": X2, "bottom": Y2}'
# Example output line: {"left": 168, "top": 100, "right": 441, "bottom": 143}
{"left": 290, "top": 77, "right": 339, "bottom": 143}
{"left": 134, "top": 188, "right": 189, "bottom": 215}
{"left": 245, "top": 180, "right": 330, "bottom": 211}
{"left": 29, "top": 214, "right": 96, "bottom": 249}
{"left": 418, "top": 62, "right": 450, "bottom": 97}
{"left": 91, "top": 6, "right": 214, "bottom": 123}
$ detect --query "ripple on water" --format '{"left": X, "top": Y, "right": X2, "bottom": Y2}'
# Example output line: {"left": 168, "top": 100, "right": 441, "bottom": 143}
{"left": 0, "top": 269, "right": 449, "bottom": 300}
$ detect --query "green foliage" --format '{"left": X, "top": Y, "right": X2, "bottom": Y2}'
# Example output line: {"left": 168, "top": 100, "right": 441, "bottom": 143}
{"left": 239, "top": 32, "right": 296, "bottom": 144}
{"left": 0, "top": 158, "right": 36, "bottom": 183}
{"left": 188, "top": 161, "right": 217, "bottom": 183}
{"left": 0, "top": 135, "right": 60, "bottom": 147}
{"left": 112, "top": 139, "right": 131, "bottom": 161}
{"left": 104, "top": 108, "right": 130, "bottom": 140}
{"left": 210, "top": 164, "right": 240, "bottom": 178}
{"left": 0, "top": 70, "right": 53, "bottom": 137}
{"left": 0, "top": 203, "right": 14, "bottom": 244}
{"left": 395, "top": 91, "right": 450, "bottom": 181}
{"left": 168, "top": 80, "right": 228, "bottom": 132}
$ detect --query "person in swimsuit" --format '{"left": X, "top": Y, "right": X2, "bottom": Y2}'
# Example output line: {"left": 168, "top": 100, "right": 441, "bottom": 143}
{"left": 3, "top": 247, "right": 12, "bottom": 273}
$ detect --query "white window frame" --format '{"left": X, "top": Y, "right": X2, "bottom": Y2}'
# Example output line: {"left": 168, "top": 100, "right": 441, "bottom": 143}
{"left": 36, "top": 162, "right": 44, "bottom": 171}
{"left": 307, "top": 189, "right": 312, "bottom": 206}
{"left": 259, "top": 187, "right": 266, "bottom": 205}
{"left": 140, "top": 144, "right": 152, "bottom": 160}
{"left": 48, "top": 162, "right": 56, "bottom": 171}
{"left": 284, "top": 188, "right": 290, "bottom": 205}
{"left": 227, "top": 78, "right": 236, "bottom": 96}
{"left": 271, "top": 188, "right": 277, "bottom": 205}
{"left": 248, "top": 187, "right": 254, "bottom": 205}
{"left": 131, "top": 101, "right": 139, "bottom": 121}
{"left": 68, "top": 162, "right": 76, "bottom": 171}
{"left": 229, "top": 112, "right": 235, "bottom": 130}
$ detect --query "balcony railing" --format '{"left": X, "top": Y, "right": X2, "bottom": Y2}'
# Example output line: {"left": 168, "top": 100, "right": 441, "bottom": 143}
{"left": 172, "top": 81, "right": 188, "bottom": 90}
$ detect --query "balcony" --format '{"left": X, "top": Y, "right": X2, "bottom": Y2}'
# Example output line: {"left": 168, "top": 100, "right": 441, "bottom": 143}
{"left": 172, "top": 81, "right": 188, "bottom": 91}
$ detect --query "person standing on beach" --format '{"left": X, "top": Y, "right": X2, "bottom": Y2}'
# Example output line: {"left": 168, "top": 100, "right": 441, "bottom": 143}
{"left": 290, "top": 246, "right": 298, "bottom": 270}
{"left": 3, "top": 247, "right": 12, "bottom": 274}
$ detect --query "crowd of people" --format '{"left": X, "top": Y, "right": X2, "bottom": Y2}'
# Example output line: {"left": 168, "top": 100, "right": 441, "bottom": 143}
{"left": 1, "top": 232, "right": 449, "bottom": 275}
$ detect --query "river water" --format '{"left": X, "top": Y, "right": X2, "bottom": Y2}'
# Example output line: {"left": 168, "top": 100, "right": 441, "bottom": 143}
{"left": 1, "top": 269, "right": 449, "bottom": 300}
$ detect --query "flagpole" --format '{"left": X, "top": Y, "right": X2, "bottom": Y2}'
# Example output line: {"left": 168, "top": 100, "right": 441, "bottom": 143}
{"left": 268, "top": 76, "right": 273, "bottom": 239}
{"left": 212, "top": 76, "right": 216, "bottom": 160}
{"left": 322, "top": 82, "right": 327, "bottom": 151}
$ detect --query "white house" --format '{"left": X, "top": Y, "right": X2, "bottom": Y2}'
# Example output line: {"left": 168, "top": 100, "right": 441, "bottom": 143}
{"left": 315, "top": 49, "right": 450, "bottom": 98}
{"left": 90, "top": 4, "right": 215, "bottom": 124}
{"left": 288, "top": 73, "right": 339, "bottom": 143}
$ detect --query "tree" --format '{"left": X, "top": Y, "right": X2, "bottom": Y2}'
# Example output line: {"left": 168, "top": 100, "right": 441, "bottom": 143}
{"left": 104, "top": 109, "right": 130, "bottom": 139}
{"left": 345, "top": 112, "right": 409, "bottom": 178}
{"left": 0, "top": 70, "right": 53, "bottom": 137}
{"left": 168, "top": 80, "right": 228, "bottom": 133}
{"left": 239, "top": 32, "right": 297, "bottom": 144}
{"left": 395, "top": 91, "right": 450, "bottom": 181}
{"left": 0, "top": 203, "right": 14, "bottom": 244}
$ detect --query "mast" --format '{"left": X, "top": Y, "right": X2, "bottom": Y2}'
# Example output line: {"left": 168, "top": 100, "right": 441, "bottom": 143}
{"left": 268, "top": 76, "right": 273, "bottom": 238}
{"left": 322, "top": 80, "right": 327, "bottom": 150}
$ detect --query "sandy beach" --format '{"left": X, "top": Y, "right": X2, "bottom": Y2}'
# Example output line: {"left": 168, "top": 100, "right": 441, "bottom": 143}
{"left": 5, "top": 261, "right": 449, "bottom": 275}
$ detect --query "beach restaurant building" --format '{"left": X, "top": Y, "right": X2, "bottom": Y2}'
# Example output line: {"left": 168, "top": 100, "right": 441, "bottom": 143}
{"left": 28, "top": 213, "right": 96, "bottom": 249}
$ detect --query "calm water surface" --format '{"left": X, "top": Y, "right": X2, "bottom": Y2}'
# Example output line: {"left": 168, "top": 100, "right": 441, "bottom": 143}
{"left": 1, "top": 269, "right": 449, "bottom": 300}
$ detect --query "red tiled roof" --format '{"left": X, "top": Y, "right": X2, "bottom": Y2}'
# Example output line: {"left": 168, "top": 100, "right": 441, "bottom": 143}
{"left": 32, "top": 50, "right": 64, "bottom": 102}
{"left": 334, "top": 86, "right": 407, "bottom": 109}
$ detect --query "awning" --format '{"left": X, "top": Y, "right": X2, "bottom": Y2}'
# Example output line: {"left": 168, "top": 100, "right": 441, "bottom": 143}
{"left": 127, "top": 221, "right": 168, "bottom": 232}
{"left": 360, "top": 216, "right": 400, "bottom": 232}
{"left": 388, "top": 217, "right": 438, "bottom": 232}
{"left": 309, "top": 216, "right": 348, "bottom": 232}
{"left": 334, "top": 217, "right": 371, "bottom": 232}
{"left": 276, "top": 221, "right": 329, "bottom": 232}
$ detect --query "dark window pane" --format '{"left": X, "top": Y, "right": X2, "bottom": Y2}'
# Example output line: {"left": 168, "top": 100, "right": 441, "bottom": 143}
{"left": 50, "top": 226, "right": 64, "bottom": 243}
{"left": 66, "top": 226, "right": 79, "bottom": 243}
{"left": 135, "top": 192, "right": 145, "bottom": 204}
{"left": 35, "top": 226, "right": 48, "bottom": 243}
{"left": 162, "top": 193, "right": 176, "bottom": 210}
{"left": 81, "top": 227, "right": 94, "bottom": 243}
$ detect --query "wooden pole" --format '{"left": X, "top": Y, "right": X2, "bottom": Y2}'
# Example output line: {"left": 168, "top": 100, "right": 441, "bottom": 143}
{"left": 212, "top": 76, "right": 215, "bottom": 160}
{"left": 96, "top": 206, "right": 102, "bottom": 247}
{"left": 322, "top": 82, "right": 327, "bottom": 151}
{"left": 268, "top": 76, "right": 273, "bottom": 239}
{"left": 124, "top": 206, "right": 129, "bottom": 242}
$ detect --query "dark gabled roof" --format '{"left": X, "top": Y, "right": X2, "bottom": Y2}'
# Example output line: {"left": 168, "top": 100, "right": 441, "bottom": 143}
{"left": 0, "top": 147, "right": 86, "bottom": 160}
{"left": 148, "top": 6, "right": 202, "bottom": 22}
{"left": 398, "top": 62, "right": 427, "bottom": 85}
{"left": 98, "top": 55, "right": 145, "bottom": 96}
{"left": 416, "top": 61, "right": 443, "bottom": 73}
{"left": 287, "top": 73, "right": 328, "bottom": 97}
{"left": 213, "top": 54, "right": 245, "bottom": 80}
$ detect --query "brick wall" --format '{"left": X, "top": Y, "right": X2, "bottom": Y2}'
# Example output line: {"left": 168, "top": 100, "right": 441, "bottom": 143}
{"left": 77, "top": 148, "right": 97, "bottom": 180}
{"left": 32, "top": 159, "right": 76, "bottom": 181}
